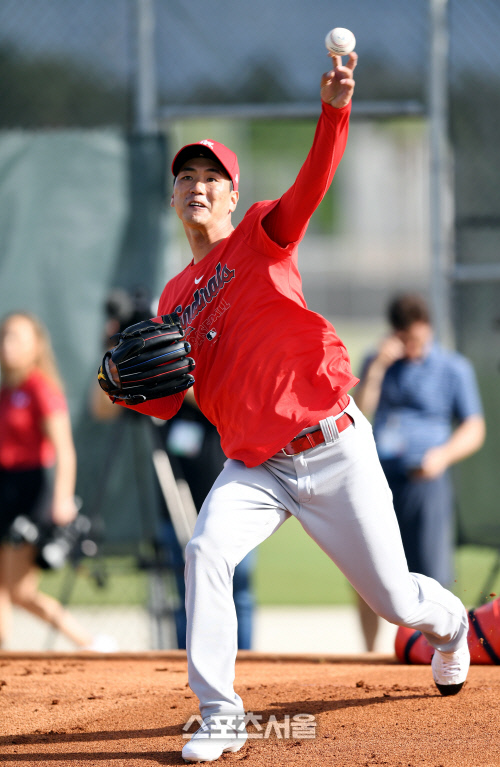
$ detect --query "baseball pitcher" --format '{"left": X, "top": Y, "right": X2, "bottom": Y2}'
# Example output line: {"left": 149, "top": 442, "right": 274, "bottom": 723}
{"left": 98, "top": 48, "right": 470, "bottom": 763}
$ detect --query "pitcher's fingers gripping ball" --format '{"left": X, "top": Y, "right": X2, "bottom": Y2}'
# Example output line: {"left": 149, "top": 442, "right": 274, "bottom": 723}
{"left": 98, "top": 312, "right": 195, "bottom": 405}
{"left": 325, "top": 27, "right": 356, "bottom": 56}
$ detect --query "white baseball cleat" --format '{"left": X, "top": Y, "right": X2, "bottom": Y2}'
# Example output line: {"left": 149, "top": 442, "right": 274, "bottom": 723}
{"left": 182, "top": 715, "right": 248, "bottom": 763}
{"left": 431, "top": 643, "right": 470, "bottom": 696}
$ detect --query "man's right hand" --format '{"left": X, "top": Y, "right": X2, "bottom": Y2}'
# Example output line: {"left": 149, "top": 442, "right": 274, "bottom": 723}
{"left": 355, "top": 335, "right": 404, "bottom": 419}
{"left": 376, "top": 335, "right": 405, "bottom": 369}
{"left": 320, "top": 52, "right": 357, "bottom": 109}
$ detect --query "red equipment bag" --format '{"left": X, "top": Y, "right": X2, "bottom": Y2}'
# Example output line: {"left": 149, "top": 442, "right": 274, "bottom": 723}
{"left": 395, "top": 597, "right": 500, "bottom": 665}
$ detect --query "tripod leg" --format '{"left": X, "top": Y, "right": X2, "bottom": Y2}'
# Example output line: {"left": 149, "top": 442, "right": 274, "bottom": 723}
{"left": 87, "top": 416, "right": 128, "bottom": 524}
{"left": 147, "top": 566, "right": 179, "bottom": 650}
{"left": 151, "top": 449, "right": 197, "bottom": 554}
{"left": 147, "top": 418, "right": 197, "bottom": 549}
{"left": 129, "top": 417, "right": 193, "bottom": 649}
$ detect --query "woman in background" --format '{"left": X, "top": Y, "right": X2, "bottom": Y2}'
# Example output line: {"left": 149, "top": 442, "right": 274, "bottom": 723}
{"left": 0, "top": 312, "right": 108, "bottom": 650}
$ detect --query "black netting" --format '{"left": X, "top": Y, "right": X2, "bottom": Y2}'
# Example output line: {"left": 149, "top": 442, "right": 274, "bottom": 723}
{"left": 0, "top": 0, "right": 131, "bottom": 128}
{"left": 450, "top": 0, "right": 500, "bottom": 234}
{"left": 448, "top": 1, "right": 500, "bottom": 544}
{"left": 155, "top": 0, "right": 428, "bottom": 107}
{"left": 0, "top": 0, "right": 431, "bottom": 129}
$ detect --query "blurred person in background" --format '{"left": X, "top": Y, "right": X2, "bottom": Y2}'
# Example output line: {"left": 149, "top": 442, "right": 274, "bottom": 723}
{"left": 354, "top": 294, "right": 486, "bottom": 651}
{"left": 163, "top": 391, "right": 256, "bottom": 650}
{"left": 0, "top": 312, "right": 110, "bottom": 651}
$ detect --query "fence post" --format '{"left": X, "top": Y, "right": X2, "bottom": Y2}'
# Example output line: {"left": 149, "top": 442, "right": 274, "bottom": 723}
{"left": 428, "top": 0, "right": 453, "bottom": 343}
{"left": 133, "top": 0, "right": 158, "bottom": 134}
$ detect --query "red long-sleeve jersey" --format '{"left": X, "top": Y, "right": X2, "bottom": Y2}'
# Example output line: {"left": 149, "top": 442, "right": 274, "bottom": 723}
{"left": 124, "top": 101, "right": 358, "bottom": 467}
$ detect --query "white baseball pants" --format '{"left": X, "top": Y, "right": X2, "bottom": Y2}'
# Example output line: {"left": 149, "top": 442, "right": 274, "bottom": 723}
{"left": 184, "top": 397, "right": 468, "bottom": 719}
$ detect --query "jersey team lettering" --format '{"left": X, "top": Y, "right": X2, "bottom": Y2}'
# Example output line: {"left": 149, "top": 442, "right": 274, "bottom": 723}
{"left": 175, "top": 262, "right": 235, "bottom": 330}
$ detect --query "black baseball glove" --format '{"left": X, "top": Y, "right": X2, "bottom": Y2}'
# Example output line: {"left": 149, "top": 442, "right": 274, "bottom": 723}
{"left": 98, "top": 313, "right": 195, "bottom": 405}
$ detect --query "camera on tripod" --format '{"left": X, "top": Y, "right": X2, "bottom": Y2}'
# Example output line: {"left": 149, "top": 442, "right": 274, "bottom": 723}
{"left": 105, "top": 286, "right": 154, "bottom": 335}
{"left": 8, "top": 512, "right": 99, "bottom": 570}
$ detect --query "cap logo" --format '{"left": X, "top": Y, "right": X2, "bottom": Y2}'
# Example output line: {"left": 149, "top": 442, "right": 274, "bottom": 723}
{"left": 199, "top": 140, "right": 214, "bottom": 149}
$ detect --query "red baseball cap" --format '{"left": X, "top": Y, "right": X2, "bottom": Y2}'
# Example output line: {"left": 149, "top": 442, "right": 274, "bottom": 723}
{"left": 171, "top": 140, "right": 240, "bottom": 191}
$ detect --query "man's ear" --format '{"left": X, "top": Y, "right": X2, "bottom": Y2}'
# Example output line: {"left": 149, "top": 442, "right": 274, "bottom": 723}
{"left": 170, "top": 194, "right": 175, "bottom": 208}
{"left": 229, "top": 190, "right": 239, "bottom": 213}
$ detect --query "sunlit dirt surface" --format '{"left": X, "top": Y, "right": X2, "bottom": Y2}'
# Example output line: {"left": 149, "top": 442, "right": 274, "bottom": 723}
{"left": 0, "top": 652, "right": 499, "bottom": 766}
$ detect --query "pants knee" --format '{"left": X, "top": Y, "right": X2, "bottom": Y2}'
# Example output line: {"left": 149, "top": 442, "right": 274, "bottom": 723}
{"left": 185, "top": 537, "right": 233, "bottom": 576}
{"left": 185, "top": 537, "right": 206, "bottom": 565}
{"left": 369, "top": 589, "right": 417, "bottom": 627}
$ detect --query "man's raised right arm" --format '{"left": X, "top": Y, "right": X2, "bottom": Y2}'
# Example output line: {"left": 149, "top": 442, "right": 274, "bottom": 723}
{"left": 262, "top": 53, "right": 357, "bottom": 248}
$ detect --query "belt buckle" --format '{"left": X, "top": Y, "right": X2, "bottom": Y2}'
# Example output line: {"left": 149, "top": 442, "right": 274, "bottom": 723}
{"left": 281, "top": 445, "right": 294, "bottom": 456}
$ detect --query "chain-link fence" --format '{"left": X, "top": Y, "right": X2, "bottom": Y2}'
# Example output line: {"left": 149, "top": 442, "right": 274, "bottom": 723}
{"left": 0, "top": 0, "right": 430, "bottom": 129}
{"left": 0, "top": 0, "right": 436, "bottom": 330}
{"left": 448, "top": 1, "right": 500, "bottom": 548}
{"left": 1, "top": 0, "right": 500, "bottom": 648}
{"left": 0, "top": 0, "right": 132, "bottom": 128}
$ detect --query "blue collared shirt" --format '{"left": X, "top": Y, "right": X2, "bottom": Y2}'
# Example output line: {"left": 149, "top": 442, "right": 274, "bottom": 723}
{"left": 363, "top": 344, "right": 483, "bottom": 471}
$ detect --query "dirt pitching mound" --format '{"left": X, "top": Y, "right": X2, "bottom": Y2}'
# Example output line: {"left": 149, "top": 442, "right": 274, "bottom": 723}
{"left": 0, "top": 651, "right": 499, "bottom": 766}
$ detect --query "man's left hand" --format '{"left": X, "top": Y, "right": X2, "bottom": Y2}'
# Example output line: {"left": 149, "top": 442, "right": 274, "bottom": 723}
{"left": 415, "top": 446, "right": 450, "bottom": 480}
{"left": 321, "top": 52, "right": 357, "bottom": 109}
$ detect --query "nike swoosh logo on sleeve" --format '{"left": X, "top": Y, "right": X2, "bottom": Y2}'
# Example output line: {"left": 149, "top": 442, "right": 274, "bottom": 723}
{"left": 194, "top": 275, "right": 204, "bottom": 284}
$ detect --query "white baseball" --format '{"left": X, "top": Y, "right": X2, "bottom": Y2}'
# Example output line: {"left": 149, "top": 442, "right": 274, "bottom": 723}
{"left": 325, "top": 27, "right": 356, "bottom": 56}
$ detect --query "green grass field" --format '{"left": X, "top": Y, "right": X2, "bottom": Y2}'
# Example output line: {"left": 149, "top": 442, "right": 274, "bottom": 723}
{"left": 253, "top": 516, "right": 500, "bottom": 608}
{"left": 40, "top": 516, "right": 500, "bottom": 610}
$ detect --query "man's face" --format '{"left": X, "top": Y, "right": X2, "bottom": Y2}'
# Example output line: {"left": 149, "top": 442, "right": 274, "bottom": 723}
{"left": 171, "top": 156, "right": 238, "bottom": 228}
{"left": 395, "top": 321, "right": 433, "bottom": 360}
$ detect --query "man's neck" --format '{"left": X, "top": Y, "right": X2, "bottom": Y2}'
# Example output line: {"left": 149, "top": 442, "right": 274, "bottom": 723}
{"left": 184, "top": 220, "right": 235, "bottom": 264}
